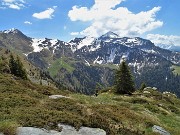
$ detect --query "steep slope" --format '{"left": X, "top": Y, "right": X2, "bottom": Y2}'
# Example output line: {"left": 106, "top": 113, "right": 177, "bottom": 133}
{"left": 0, "top": 28, "right": 33, "bottom": 53}
{"left": 0, "top": 73, "right": 180, "bottom": 135}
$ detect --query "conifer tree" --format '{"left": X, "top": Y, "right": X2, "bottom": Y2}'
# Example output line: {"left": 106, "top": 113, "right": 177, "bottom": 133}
{"left": 9, "top": 54, "right": 27, "bottom": 79}
{"left": 114, "top": 60, "right": 135, "bottom": 95}
{"left": 16, "top": 56, "right": 27, "bottom": 79}
{"left": 9, "top": 54, "right": 17, "bottom": 75}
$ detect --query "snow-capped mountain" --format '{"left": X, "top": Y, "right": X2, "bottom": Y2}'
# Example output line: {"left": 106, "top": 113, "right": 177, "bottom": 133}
{"left": 1, "top": 28, "right": 19, "bottom": 34}
{"left": 1, "top": 29, "right": 179, "bottom": 66}
{"left": 1, "top": 29, "right": 180, "bottom": 96}
{"left": 68, "top": 32, "right": 180, "bottom": 66}
{"left": 155, "top": 44, "right": 180, "bottom": 52}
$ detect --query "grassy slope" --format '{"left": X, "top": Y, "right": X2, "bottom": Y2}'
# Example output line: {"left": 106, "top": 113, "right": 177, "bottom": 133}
{"left": 172, "top": 65, "right": 180, "bottom": 75}
{"left": 0, "top": 73, "right": 180, "bottom": 135}
{"left": 48, "top": 57, "right": 75, "bottom": 77}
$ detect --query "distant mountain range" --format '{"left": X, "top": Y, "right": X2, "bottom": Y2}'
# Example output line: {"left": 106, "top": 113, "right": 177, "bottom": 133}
{"left": 155, "top": 44, "right": 180, "bottom": 52}
{"left": 0, "top": 29, "right": 180, "bottom": 96}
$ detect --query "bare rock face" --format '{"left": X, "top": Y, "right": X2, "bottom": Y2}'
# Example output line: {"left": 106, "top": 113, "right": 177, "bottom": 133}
{"left": 16, "top": 124, "right": 106, "bottom": 135}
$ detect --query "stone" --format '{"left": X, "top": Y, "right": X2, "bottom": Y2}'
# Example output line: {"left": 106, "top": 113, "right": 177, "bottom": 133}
{"left": 152, "top": 125, "right": 170, "bottom": 135}
{"left": 143, "top": 91, "right": 150, "bottom": 94}
{"left": 49, "top": 95, "right": 69, "bottom": 99}
{"left": 58, "top": 124, "right": 106, "bottom": 135}
{"left": 143, "top": 87, "right": 152, "bottom": 91}
{"left": 152, "top": 87, "right": 157, "bottom": 90}
{"left": 16, "top": 125, "right": 106, "bottom": 135}
{"left": 17, "top": 127, "right": 61, "bottom": 135}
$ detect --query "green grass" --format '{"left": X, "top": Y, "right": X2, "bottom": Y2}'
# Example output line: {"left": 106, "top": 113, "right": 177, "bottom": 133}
{"left": 48, "top": 57, "right": 75, "bottom": 77}
{"left": 172, "top": 65, "right": 180, "bottom": 75}
{"left": 0, "top": 120, "right": 20, "bottom": 135}
{"left": 0, "top": 73, "right": 180, "bottom": 135}
{"left": 93, "top": 63, "right": 118, "bottom": 69}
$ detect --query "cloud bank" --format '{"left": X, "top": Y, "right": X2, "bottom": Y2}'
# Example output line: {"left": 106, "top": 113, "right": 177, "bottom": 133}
{"left": 147, "top": 34, "right": 180, "bottom": 46}
{"left": 68, "top": 0, "right": 163, "bottom": 37}
{"left": 1, "top": 0, "right": 26, "bottom": 10}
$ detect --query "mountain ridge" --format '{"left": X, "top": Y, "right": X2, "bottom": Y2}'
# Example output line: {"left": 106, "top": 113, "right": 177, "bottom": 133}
{"left": 0, "top": 28, "right": 180, "bottom": 96}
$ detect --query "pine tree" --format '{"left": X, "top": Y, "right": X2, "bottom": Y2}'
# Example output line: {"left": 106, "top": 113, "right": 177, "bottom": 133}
{"left": 114, "top": 60, "right": 135, "bottom": 95}
{"left": 16, "top": 56, "right": 27, "bottom": 79}
{"left": 9, "top": 54, "right": 27, "bottom": 79}
{"left": 9, "top": 54, "right": 17, "bottom": 75}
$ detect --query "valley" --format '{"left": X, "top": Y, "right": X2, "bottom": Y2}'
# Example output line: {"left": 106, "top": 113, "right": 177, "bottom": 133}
{"left": 0, "top": 29, "right": 180, "bottom": 96}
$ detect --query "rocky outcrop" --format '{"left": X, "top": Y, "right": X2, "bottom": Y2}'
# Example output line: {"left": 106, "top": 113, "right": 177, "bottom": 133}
{"left": 16, "top": 124, "right": 106, "bottom": 135}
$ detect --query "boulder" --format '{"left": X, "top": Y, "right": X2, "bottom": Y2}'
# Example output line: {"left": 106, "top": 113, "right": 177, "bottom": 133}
{"left": 58, "top": 124, "right": 106, "bottom": 135}
{"left": 16, "top": 124, "right": 106, "bottom": 135}
{"left": 17, "top": 127, "right": 61, "bottom": 135}
{"left": 152, "top": 87, "right": 157, "bottom": 90}
{"left": 49, "top": 95, "right": 69, "bottom": 99}
{"left": 143, "top": 87, "right": 152, "bottom": 91}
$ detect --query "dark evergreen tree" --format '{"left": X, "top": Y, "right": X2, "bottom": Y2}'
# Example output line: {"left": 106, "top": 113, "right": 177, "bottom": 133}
{"left": 114, "top": 60, "right": 135, "bottom": 95}
{"left": 9, "top": 54, "right": 27, "bottom": 79}
{"left": 16, "top": 56, "right": 27, "bottom": 79}
{"left": 9, "top": 54, "right": 17, "bottom": 75}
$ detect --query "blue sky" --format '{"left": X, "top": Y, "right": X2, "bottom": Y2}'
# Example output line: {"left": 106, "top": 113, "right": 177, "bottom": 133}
{"left": 0, "top": 0, "right": 180, "bottom": 46}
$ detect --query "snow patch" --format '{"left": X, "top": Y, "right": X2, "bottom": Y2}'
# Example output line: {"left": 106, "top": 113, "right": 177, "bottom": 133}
{"left": 31, "top": 38, "right": 45, "bottom": 52}
{"left": 85, "top": 59, "right": 90, "bottom": 66}
{"left": 3, "top": 28, "right": 18, "bottom": 34}
{"left": 93, "top": 56, "right": 104, "bottom": 64}
{"left": 77, "top": 37, "right": 95, "bottom": 50}
{"left": 142, "top": 49, "right": 157, "bottom": 54}
{"left": 107, "top": 48, "right": 117, "bottom": 63}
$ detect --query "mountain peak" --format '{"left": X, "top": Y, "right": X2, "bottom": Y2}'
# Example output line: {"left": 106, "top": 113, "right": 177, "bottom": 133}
{"left": 99, "top": 31, "right": 119, "bottom": 39}
{"left": 2, "top": 28, "right": 20, "bottom": 34}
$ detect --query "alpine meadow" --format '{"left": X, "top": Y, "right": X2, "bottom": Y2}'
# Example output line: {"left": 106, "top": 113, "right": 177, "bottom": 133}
{"left": 0, "top": 0, "right": 180, "bottom": 135}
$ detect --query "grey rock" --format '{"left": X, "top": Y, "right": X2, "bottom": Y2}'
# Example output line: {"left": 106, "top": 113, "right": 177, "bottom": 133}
{"left": 0, "top": 133, "right": 4, "bottom": 135}
{"left": 58, "top": 124, "right": 106, "bottom": 135}
{"left": 152, "top": 125, "right": 170, "bottom": 135}
{"left": 49, "top": 95, "right": 69, "bottom": 99}
{"left": 143, "top": 87, "right": 152, "bottom": 91}
{"left": 16, "top": 125, "right": 106, "bottom": 135}
{"left": 17, "top": 127, "right": 61, "bottom": 135}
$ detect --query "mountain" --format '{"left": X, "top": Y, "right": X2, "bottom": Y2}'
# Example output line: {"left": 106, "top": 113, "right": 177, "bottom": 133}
{"left": 155, "top": 44, "right": 180, "bottom": 52}
{"left": 0, "top": 29, "right": 180, "bottom": 96}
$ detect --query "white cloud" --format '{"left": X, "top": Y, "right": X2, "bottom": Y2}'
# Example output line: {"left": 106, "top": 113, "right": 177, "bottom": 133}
{"left": 9, "top": 4, "right": 20, "bottom": 9}
{"left": 3, "top": 0, "right": 15, "bottom": 2}
{"left": 147, "top": 34, "right": 180, "bottom": 46}
{"left": 68, "top": 0, "right": 163, "bottom": 37}
{"left": 1, "top": 0, "right": 26, "bottom": 10}
{"left": 32, "top": 7, "right": 56, "bottom": 19}
{"left": 24, "top": 21, "right": 32, "bottom": 25}
{"left": 70, "top": 32, "right": 80, "bottom": 36}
